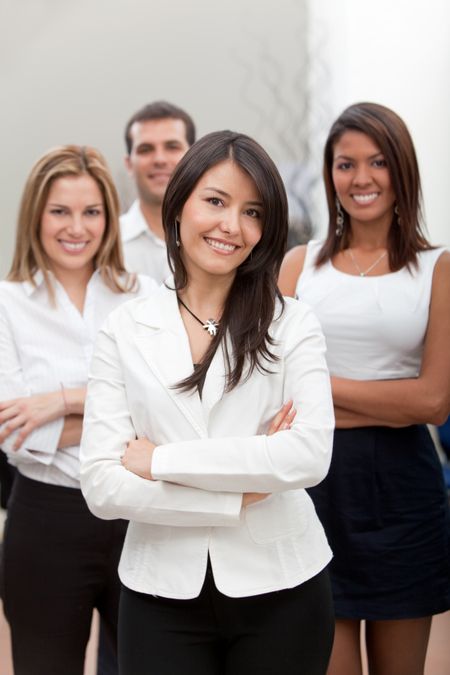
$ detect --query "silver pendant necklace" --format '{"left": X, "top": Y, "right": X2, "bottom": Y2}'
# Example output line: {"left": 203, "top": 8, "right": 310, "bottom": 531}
{"left": 347, "top": 249, "right": 387, "bottom": 277}
{"left": 177, "top": 296, "right": 220, "bottom": 337}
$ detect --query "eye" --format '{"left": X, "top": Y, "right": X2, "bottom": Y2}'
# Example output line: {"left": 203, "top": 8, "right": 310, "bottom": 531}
{"left": 207, "top": 197, "right": 224, "bottom": 207}
{"left": 85, "top": 207, "right": 102, "bottom": 217}
{"left": 372, "top": 158, "right": 387, "bottom": 168}
{"left": 336, "top": 161, "right": 353, "bottom": 171}
{"left": 49, "top": 207, "right": 66, "bottom": 215}
{"left": 136, "top": 145, "right": 153, "bottom": 155}
{"left": 245, "top": 208, "right": 261, "bottom": 219}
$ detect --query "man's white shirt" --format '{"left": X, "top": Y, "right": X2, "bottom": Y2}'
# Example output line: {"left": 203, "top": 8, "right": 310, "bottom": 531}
{"left": 120, "top": 200, "right": 170, "bottom": 282}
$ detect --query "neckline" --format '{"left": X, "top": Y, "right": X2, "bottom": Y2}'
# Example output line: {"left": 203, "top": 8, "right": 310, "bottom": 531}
{"left": 327, "top": 259, "right": 403, "bottom": 279}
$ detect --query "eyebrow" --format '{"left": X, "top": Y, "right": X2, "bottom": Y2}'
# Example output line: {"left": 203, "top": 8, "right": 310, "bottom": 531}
{"left": 203, "top": 187, "right": 263, "bottom": 206}
{"left": 334, "top": 151, "right": 384, "bottom": 161}
{"left": 47, "top": 202, "right": 103, "bottom": 208}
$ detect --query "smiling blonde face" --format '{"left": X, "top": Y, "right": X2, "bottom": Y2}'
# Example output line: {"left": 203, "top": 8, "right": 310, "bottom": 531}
{"left": 332, "top": 130, "right": 396, "bottom": 231}
{"left": 178, "top": 160, "right": 264, "bottom": 283}
{"left": 40, "top": 174, "right": 106, "bottom": 280}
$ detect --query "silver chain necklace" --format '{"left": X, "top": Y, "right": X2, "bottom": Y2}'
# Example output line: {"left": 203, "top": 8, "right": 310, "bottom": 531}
{"left": 177, "top": 296, "right": 220, "bottom": 337}
{"left": 347, "top": 249, "right": 387, "bottom": 277}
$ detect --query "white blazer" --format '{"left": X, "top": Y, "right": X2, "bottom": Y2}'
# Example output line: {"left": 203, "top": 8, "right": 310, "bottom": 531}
{"left": 80, "top": 283, "right": 334, "bottom": 599}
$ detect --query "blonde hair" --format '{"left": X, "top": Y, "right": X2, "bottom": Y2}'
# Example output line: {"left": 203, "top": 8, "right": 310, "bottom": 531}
{"left": 8, "top": 144, "right": 136, "bottom": 296}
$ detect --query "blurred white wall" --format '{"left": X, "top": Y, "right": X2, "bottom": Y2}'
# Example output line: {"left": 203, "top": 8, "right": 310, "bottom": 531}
{"left": 0, "top": 0, "right": 308, "bottom": 276}
{"left": 309, "top": 0, "right": 450, "bottom": 245}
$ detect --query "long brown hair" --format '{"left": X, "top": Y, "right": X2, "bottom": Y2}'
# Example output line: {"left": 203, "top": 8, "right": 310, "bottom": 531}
{"left": 8, "top": 144, "right": 135, "bottom": 297}
{"left": 162, "top": 130, "right": 288, "bottom": 393}
{"left": 318, "top": 102, "right": 432, "bottom": 270}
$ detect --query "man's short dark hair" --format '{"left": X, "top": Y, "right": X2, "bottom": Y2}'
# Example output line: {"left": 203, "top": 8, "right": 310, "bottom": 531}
{"left": 124, "top": 101, "right": 196, "bottom": 154}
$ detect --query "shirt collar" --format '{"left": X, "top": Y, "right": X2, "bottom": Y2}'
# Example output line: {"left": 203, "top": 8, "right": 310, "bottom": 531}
{"left": 22, "top": 268, "right": 103, "bottom": 297}
{"left": 120, "top": 201, "right": 149, "bottom": 242}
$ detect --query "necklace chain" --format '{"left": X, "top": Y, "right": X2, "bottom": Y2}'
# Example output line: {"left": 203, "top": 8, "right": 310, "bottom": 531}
{"left": 177, "top": 296, "right": 220, "bottom": 337}
{"left": 347, "top": 249, "right": 387, "bottom": 277}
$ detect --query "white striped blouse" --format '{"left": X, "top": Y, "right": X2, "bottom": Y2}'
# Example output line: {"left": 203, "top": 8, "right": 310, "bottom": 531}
{"left": 0, "top": 269, "right": 156, "bottom": 487}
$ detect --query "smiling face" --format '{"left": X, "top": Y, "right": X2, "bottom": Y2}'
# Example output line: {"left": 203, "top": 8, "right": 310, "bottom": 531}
{"left": 40, "top": 174, "right": 106, "bottom": 280}
{"left": 125, "top": 118, "right": 190, "bottom": 206}
{"left": 178, "top": 160, "right": 263, "bottom": 284}
{"left": 332, "top": 130, "right": 396, "bottom": 231}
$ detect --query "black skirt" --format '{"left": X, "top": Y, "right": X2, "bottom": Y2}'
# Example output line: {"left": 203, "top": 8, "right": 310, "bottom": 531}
{"left": 308, "top": 425, "right": 450, "bottom": 620}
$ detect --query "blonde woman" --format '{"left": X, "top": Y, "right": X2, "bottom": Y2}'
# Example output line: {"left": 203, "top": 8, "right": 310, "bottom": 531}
{"left": 0, "top": 145, "right": 156, "bottom": 675}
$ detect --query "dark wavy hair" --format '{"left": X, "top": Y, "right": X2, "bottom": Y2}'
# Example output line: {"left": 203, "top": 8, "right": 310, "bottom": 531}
{"left": 318, "top": 102, "right": 432, "bottom": 270}
{"left": 162, "top": 130, "right": 289, "bottom": 393}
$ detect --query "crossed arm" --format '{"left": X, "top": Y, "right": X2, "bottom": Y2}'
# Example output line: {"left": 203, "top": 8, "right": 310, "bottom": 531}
{"left": 278, "top": 247, "right": 450, "bottom": 428}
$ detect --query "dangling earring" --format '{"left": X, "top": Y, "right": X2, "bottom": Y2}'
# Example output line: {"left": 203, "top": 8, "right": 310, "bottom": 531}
{"left": 175, "top": 220, "right": 181, "bottom": 247}
{"left": 394, "top": 204, "right": 402, "bottom": 227}
{"left": 335, "top": 196, "right": 344, "bottom": 236}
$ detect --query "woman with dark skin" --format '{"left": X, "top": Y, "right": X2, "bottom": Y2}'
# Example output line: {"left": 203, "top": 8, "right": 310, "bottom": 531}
{"left": 279, "top": 102, "right": 450, "bottom": 675}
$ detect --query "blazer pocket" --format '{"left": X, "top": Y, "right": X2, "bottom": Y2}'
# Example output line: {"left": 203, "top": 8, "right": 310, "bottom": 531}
{"left": 244, "top": 491, "right": 308, "bottom": 544}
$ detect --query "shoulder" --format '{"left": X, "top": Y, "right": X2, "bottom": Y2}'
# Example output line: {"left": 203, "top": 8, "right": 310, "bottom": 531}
{"left": 120, "top": 201, "right": 146, "bottom": 243}
{"left": 0, "top": 280, "right": 29, "bottom": 307}
{"left": 273, "top": 297, "right": 325, "bottom": 347}
{"left": 430, "top": 249, "right": 450, "bottom": 295}
{"left": 278, "top": 245, "right": 307, "bottom": 297}
{"left": 279, "top": 240, "right": 325, "bottom": 297}
{"left": 101, "top": 283, "right": 162, "bottom": 335}
{"left": 135, "top": 274, "right": 159, "bottom": 295}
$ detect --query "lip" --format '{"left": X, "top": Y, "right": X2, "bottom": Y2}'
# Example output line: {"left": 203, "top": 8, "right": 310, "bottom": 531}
{"left": 351, "top": 192, "right": 379, "bottom": 205}
{"left": 58, "top": 239, "right": 90, "bottom": 254}
{"left": 148, "top": 172, "right": 171, "bottom": 181}
{"left": 204, "top": 237, "right": 240, "bottom": 255}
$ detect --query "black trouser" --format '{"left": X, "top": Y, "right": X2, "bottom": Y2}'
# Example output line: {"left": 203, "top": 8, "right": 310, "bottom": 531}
{"left": 1, "top": 473, "right": 127, "bottom": 675}
{"left": 119, "top": 563, "right": 334, "bottom": 675}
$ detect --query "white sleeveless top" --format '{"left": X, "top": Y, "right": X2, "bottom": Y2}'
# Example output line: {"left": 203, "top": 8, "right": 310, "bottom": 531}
{"left": 295, "top": 240, "right": 447, "bottom": 380}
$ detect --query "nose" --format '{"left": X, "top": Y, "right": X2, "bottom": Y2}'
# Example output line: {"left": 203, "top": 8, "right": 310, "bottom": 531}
{"left": 153, "top": 147, "right": 168, "bottom": 166}
{"left": 219, "top": 209, "right": 240, "bottom": 236}
{"left": 66, "top": 215, "right": 85, "bottom": 236}
{"left": 353, "top": 163, "right": 372, "bottom": 186}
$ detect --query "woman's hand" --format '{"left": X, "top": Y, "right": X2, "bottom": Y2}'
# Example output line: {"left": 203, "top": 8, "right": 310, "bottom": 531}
{"left": 0, "top": 391, "right": 66, "bottom": 450}
{"left": 120, "top": 401, "right": 296, "bottom": 489}
{"left": 121, "top": 437, "right": 156, "bottom": 480}
{"left": 242, "top": 401, "right": 296, "bottom": 508}
{"left": 267, "top": 400, "right": 296, "bottom": 435}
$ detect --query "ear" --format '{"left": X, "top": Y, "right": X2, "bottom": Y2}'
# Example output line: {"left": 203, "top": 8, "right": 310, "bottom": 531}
{"left": 124, "top": 155, "right": 132, "bottom": 174}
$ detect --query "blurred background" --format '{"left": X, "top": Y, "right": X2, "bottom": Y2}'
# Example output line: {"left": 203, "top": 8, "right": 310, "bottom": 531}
{"left": 0, "top": 0, "right": 449, "bottom": 270}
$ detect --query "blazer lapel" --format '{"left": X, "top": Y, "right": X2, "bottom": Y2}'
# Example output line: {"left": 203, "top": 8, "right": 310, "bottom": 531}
{"left": 201, "top": 339, "right": 228, "bottom": 420}
{"left": 133, "top": 284, "right": 207, "bottom": 438}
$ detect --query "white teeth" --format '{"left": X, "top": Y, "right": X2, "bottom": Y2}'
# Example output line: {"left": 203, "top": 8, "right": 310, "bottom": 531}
{"left": 205, "top": 238, "right": 236, "bottom": 252}
{"left": 352, "top": 193, "right": 378, "bottom": 204}
{"left": 60, "top": 241, "right": 87, "bottom": 251}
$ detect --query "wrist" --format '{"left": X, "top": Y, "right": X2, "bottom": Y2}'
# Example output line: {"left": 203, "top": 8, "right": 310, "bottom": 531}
{"left": 63, "top": 387, "right": 86, "bottom": 415}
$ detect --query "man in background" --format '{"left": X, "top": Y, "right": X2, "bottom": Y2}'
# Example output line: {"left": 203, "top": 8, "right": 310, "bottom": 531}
{"left": 121, "top": 100, "right": 196, "bottom": 281}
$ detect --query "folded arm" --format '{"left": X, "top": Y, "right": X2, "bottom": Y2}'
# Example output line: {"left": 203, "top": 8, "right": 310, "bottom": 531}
{"left": 331, "top": 252, "right": 450, "bottom": 427}
{"left": 150, "top": 307, "right": 334, "bottom": 493}
{"left": 0, "top": 310, "right": 85, "bottom": 459}
{"left": 79, "top": 325, "right": 243, "bottom": 527}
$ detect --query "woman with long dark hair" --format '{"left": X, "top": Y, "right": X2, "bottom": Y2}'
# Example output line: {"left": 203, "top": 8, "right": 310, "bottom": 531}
{"left": 279, "top": 102, "right": 450, "bottom": 675}
{"left": 80, "top": 130, "right": 335, "bottom": 674}
{"left": 0, "top": 145, "right": 155, "bottom": 675}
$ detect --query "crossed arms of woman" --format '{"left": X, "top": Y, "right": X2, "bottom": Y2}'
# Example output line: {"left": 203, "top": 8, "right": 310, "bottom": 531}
{"left": 79, "top": 304, "right": 334, "bottom": 527}
{"left": 279, "top": 248, "right": 450, "bottom": 428}
{"left": 0, "top": 310, "right": 85, "bottom": 458}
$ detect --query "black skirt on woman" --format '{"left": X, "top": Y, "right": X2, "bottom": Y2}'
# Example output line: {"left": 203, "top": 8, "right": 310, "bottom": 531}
{"left": 308, "top": 425, "right": 450, "bottom": 620}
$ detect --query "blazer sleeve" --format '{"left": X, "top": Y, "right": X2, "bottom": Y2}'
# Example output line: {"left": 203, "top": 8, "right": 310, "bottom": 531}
{"left": 0, "top": 308, "right": 64, "bottom": 462}
{"left": 151, "top": 304, "right": 335, "bottom": 493}
{"left": 79, "top": 321, "right": 242, "bottom": 527}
